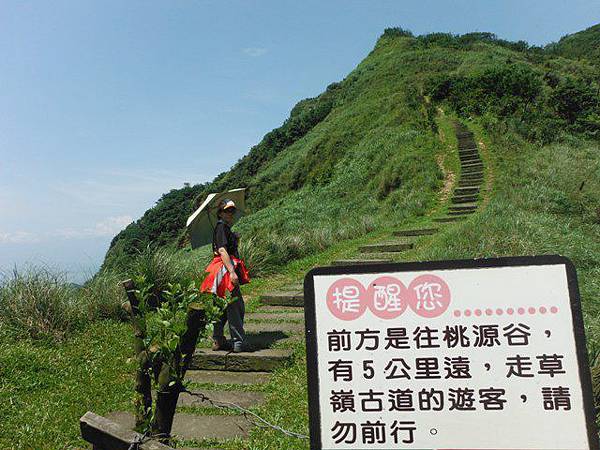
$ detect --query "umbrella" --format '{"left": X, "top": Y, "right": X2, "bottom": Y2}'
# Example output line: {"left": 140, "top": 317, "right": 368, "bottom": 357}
{"left": 186, "top": 188, "right": 246, "bottom": 249}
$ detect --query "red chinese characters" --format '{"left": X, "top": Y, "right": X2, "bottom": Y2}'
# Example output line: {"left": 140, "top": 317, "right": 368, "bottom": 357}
{"left": 327, "top": 274, "right": 451, "bottom": 320}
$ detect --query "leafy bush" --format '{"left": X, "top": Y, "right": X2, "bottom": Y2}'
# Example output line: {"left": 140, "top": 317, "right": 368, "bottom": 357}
{"left": 429, "top": 63, "right": 543, "bottom": 116}
{"left": 381, "top": 27, "right": 413, "bottom": 39}
{"left": 550, "top": 77, "right": 600, "bottom": 136}
{"left": 428, "top": 60, "right": 600, "bottom": 142}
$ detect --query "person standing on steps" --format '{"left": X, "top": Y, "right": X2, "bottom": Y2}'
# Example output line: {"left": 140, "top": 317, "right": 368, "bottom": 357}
{"left": 200, "top": 198, "right": 251, "bottom": 353}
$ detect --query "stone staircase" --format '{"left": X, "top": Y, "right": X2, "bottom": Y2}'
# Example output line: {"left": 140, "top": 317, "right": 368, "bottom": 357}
{"left": 108, "top": 122, "right": 485, "bottom": 448}
{"left": 108, "top": 302, "right": 302, "bottom": 448}
{"left": 433, "top": 123, "right": 484, "bottom": 223}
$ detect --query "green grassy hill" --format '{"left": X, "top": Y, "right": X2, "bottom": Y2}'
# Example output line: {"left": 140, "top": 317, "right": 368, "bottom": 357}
{"left": 104, "top": 26, "right": 600, "bottom": 275}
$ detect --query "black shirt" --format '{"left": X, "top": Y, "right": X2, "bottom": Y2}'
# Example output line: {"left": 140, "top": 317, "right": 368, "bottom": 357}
{"left": 212, "top": 219, "right": 239, "bottom": 258}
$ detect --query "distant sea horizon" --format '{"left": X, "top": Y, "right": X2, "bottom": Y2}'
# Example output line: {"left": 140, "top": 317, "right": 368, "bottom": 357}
{"left": 0, "top": 237, "right": 110, "bottom": 285}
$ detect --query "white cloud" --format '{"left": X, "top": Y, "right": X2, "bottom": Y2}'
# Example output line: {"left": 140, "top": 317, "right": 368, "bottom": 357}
{"left": 53, "top": 215, "right": 133, "bottom": 239}
{"left": 243, "top": 47, "right": 267, "bottom": 57}
{"left": 0, "top": 230, "right": 40, "bottom": 244}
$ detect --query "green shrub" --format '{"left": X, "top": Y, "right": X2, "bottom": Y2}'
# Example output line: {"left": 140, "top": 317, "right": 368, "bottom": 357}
{"left": 381, "top": 27, "right": 413, "bottom": 39}
{"left": 550, "top": 76, "right": 600, "bottom": 135}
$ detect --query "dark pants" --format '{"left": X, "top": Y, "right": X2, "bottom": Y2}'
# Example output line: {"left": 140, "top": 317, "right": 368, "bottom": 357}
{"left": 212, "top": 287, "right": 245, "bottom": 344}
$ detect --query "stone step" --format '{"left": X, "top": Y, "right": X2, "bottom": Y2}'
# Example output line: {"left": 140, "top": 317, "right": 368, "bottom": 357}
{"left": 245, "top": 321, "right": 304, "bottom": 334}
{"left": 246, "top": 311, "right": 304, "bottom": 322}
{"left": 458, "top": 149, "right": 479, "bottom": 155}
{"left": 107, "top": 411, "right": 252, "bottom": 441}
{"left": 185, "top": 370, "right": 271, "bottom": 385}
{"left": 456, "top": 131, "right": 473, "bottom": 138}
{"left": 191, "top": 348, "right": 293, "bottom": 372}
{"left": 358, "top": 242, "right": 413, "bottom": 253}
{"left": 455, "top": 187, "right": 480, "bottom": 195}
{"left": 330, "top": 251, "right": 401, "bottom": 266}
{"left": 331, "top": 258, "right": 393, "bottom": 266}
{"left": 452, "top": 195, "right": 479, "bottom": 204}
{"left": 462, "top": 168, "right": 484, "bottom": 175}
{"left": 459, "top": 157, "right": 482, "bottom": 164}
{"left": 448, "top": 210, "right": 476, "bottom": 216}
{"left": 462, "top": 163, "right": 483, "bottom": 169}
{"left": 462, "top": 162, "right": 484, "bottom": 170}
{"left": 255, "top": 305, "right": 304, "bottom": 313}
{"left": 433, "top": 216, "right": 464, "bottom": 223}
{"left": 449, "top": 204, "right": 478, "bottom": 211}
{"left": 458, "top": 181, "right": 483, "bottom": 187}
{"left": 459, "top": 175, "right": 483, "bottom": 181}
{"left": 392, "top": 227, "right": 438, "bottom": 237}
{"left": 260, "top": 291, "right": 303, "bottom": 307}
{"left": 203, "top": 329, "right": 295, "bottom": 351}
{"left": 356, "top": 252, "right": 402, "bottom": 259}
{"left": 460, "top": 169, "right": 483, "bottom": 180}
{"left": 176, "top": 389, "right": 266, "bottom": 409}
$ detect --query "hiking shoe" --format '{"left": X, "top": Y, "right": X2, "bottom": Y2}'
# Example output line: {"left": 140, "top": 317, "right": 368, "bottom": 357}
{"left": 232, "top": 341, "right": 255, "bottom": 353}
{"left": 212, "top": 337, "right": 230, "bottom": 351}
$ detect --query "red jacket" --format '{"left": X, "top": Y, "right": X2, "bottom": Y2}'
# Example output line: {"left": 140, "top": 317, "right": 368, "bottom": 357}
{"left": 200, "top": 255, "right": 250, "bottom": 298}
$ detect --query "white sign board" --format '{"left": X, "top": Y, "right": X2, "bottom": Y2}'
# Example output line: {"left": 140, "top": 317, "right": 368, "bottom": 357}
{"left": 303, "top": 256, "right": 598, "bottom": 450}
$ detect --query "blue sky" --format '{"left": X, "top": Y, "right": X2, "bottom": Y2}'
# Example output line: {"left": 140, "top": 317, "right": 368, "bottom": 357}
{"left": 1, "top": 0, "right": 598, "bottom": 282}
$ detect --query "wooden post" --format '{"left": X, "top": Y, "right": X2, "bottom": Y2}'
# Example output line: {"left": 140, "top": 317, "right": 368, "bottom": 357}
{"left": 122, "top": 281, "right": 207, "bottom": 444}
{"left": 151, "top": 304, "right": 207, "bottom": 443}
{"left": 122, "top": 279, "right": 153, "bottom": 428}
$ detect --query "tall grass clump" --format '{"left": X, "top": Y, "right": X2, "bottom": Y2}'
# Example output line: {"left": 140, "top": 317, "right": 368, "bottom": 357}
{"left": 79, "top": 270, "right": 128, "bottom": 322}
{"left": 129, "top": 246, "right": 191, "bottom": 294}
{"left": 0, "top": 267, "right": 84, "bottom": 341}
{"left": 238, "top": 215, "right": 379, "bottom": 275}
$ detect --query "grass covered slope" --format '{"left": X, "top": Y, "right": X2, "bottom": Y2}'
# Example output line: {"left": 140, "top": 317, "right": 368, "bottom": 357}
{"left": 240, "top": 116, "right": 600, "bottom": 450}
{"left": 105, "top": 26, "right": 600, "bottom": 274}
{"left": 103, "top": 30, "right": 456, "bottom": 271}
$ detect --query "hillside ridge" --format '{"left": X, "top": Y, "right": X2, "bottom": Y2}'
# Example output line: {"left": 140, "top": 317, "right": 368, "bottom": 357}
{"left": 102, "top": 24, "right": 600, "bottom": 275}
